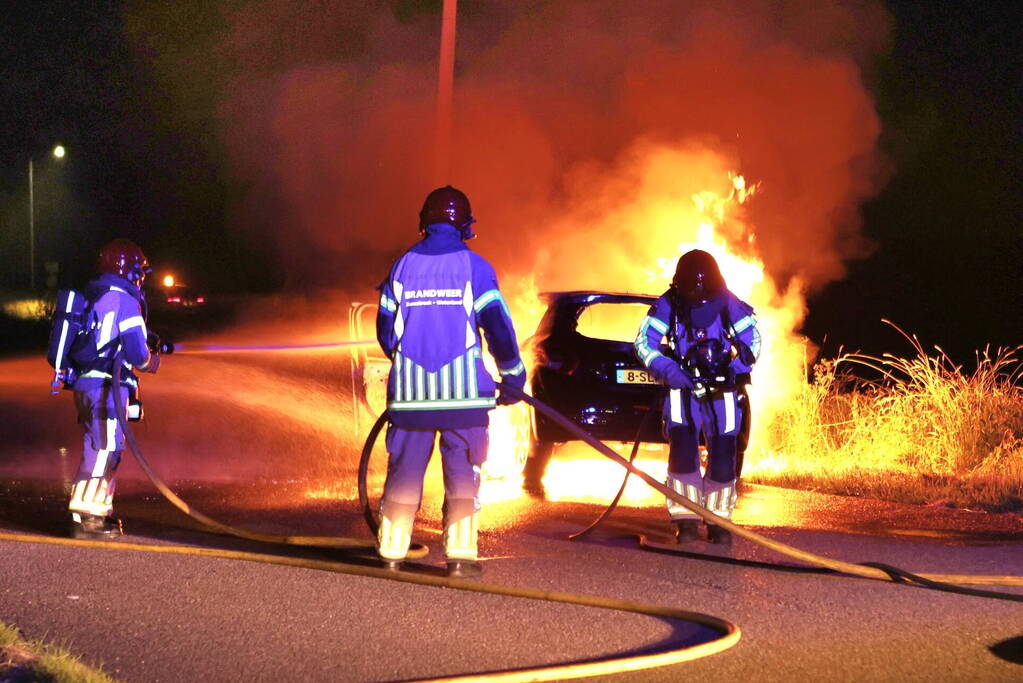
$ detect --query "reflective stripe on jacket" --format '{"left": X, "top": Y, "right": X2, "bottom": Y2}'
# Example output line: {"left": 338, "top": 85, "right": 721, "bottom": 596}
{"left": 76, "top": 274, "right": 151, "bottom": 387}
{"left": 634, "top": 289, "right": 760, "bottom": 389}
{"left": 377, "top": 225, "right": 523, "bottom": 429}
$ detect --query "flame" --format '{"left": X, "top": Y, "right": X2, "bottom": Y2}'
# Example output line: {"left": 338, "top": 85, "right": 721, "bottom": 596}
{"left": 316, "top": 154, "right": 815, "bottom": 511}
{"left": 542, "top": 446, "right": 666, "bottom": 507}
{"left": 491, "top": 156, "right": 813, "bottom": 503}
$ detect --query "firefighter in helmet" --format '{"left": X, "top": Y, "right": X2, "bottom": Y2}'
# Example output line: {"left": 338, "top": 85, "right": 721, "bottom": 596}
{"left": 375, "top": 186, "right": 526, "bottom": 578}
{"left": 67, "top": 239, "right": 161, "bottom": 539}
{"left": 634, "top": 249, "right": 760, "bottom": 545}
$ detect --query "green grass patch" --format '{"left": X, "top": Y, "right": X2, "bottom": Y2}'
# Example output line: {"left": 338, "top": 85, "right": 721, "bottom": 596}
{"left": 0, "top": 621, "right": 115, "bottom": 683}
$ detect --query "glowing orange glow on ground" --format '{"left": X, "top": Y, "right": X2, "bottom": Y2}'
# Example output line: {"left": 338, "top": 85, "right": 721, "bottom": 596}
{"left": 541, "top": 448, "right": 667, "bottom": 508}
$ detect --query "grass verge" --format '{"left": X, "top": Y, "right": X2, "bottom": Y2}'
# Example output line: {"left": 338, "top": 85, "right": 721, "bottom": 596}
{"left": 0, "top": 621, "right": 115, "bottom": 683}
{"left": 746, "top": 469, "right": 1023, "bottom": 513}
{"left": 750, "top": 324, "right": 1023, "bottom": 513}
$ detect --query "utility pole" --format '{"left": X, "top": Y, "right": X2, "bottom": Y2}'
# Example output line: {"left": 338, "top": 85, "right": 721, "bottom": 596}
{"left": 28, "top": 145, "right": 66, "bottom": 291}
{"left": 434, "top": 0, "right": 457, "bottom": 183}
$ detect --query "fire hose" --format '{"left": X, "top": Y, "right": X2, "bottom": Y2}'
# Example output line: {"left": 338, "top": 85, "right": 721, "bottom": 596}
{"left": 0, "top": 360, "right": 747, "bottom": 682}
{"left": 493, "top": 383, "right": 1023, "bottom": 599}
{"left": 568, "top": 395, "right": 660, "bottom": 541}
{"left": 4, "top": 359, "right": 1021, "bottom": 680}
{"left": 103, "top": 357, "right": 432, "bottom": 556}
{"left": 360, "top": 386, "right": 1023, "bottom": 601}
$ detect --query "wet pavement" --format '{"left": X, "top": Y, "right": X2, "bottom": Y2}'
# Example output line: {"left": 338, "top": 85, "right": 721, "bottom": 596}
{"left": 1, "top": 474, "right": 1022, "bottom": 682}
{"left": 1, "top": 350, "right": 1022, "bottom": 681}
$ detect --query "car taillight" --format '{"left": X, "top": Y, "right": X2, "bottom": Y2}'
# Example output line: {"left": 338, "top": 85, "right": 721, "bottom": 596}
{"left": 167, "top": 296, "right": 181, "bottom": 303}
{"left": 196, "top": 296, "right": 205, "bottom": 303}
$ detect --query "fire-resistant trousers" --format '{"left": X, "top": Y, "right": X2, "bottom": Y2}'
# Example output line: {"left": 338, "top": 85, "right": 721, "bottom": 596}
{"left": 663, "top": 387, "right": 744, "bottom": 521}
{"left": 377, "top": 424, "right": 488, "bottom": 562}
{"left": 68, "top": 384, "right": 125, "bottom": 518}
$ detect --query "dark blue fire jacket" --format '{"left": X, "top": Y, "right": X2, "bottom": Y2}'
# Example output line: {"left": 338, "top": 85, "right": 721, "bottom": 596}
{"left": 376, "top": 224, "right": 525, "bottom": 429}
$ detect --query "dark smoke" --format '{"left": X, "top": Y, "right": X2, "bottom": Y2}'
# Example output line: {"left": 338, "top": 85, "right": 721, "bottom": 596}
{"left": 127, "top": 0, "right": 891, "bottom": 295}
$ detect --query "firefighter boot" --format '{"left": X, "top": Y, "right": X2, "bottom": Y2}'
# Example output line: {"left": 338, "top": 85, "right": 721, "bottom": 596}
{"left": 706, "top": 524, "right": 733, "bottom": 546}
{"left": 447, "top": 561, "right": 483, "bottom": 579}
{"left": 675, "top": 519, "right": 701, "bottom": 543}
{"left": 69, "top": 512, "right": 123, "bottom": 540}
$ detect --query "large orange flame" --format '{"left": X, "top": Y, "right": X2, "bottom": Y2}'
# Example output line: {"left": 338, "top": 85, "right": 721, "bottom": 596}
{"left": 485, "top": 148, "right": 812, "bottom": 505}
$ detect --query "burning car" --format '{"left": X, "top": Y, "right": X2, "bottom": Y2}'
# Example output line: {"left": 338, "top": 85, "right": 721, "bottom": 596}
{"left": 347, "top": 290, "right": 750, "bottom": 496}
{"left": 522, "top": 290, "right": 750, "bottom": 493}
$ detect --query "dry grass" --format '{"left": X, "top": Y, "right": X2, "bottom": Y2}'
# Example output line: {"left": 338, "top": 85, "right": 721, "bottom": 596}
{"left": 749, "top": 323, "right": 1023, "bottom": 512}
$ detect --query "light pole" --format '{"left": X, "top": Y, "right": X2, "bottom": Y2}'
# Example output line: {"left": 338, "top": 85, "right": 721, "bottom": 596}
{"left": 434, "top": 0, "right": 457, "bottom": 182}
{"left": 29, "top": 144, "right": 66, "bottom": 290}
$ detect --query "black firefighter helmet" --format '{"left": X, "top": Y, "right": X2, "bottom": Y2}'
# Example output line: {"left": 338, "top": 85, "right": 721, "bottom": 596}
{"left": 419, "top": 185, "right": 476, "bottom": 239}
{"left": 672, "top": 249, "right": 725, "bottom": 306}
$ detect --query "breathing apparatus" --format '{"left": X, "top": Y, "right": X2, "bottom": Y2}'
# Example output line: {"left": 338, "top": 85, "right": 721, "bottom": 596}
{"left": 684, "top": 336, "right": 735, "bottom": 392}
{"left": 47, "top": 239, "right": 165, "bottom": 394}
{"left": 47, "top": 288, "right": 93, "bottom": 392}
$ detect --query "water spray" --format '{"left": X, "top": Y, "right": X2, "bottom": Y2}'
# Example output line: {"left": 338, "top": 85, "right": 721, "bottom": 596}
{"left": 170, "top": 340, "right": 377, "bottom": 354}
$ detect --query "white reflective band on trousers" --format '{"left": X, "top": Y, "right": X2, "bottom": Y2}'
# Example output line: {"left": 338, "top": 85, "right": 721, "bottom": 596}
{"left": 666, "top": 475, "right": 704, "bottom": 520}
{"left": 68, "top": 477, "right": 115, "bottom": 516}
{"left": 668, "top": 386, "right": 737, "bottom": 424}
{"left": 705, "top": 484, "right": 738, "bottom": 519}
{"left": 377, "top": 513, "right": 414, "bottom": 561}
{"left": 443, "top": 512, "right": 479, "bottom": 561}
{"left": 90, "top": 418, "right": 118, "bottom": 477}
{"left": 722, "top": 391, "right": 735, "bottom": 432}
{"left": 669, "top": 388, "right": 683, "bottom": 423}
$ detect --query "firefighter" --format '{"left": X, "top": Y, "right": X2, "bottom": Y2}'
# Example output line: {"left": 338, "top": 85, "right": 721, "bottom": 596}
{"left": 634, "top": 249, "right": 760, "bottom": 545}
{"left": 375, "top": 186, "right": 526, "bottom": 578}
{"left": 67, "top": 239, "right": 161, "bottom": 539}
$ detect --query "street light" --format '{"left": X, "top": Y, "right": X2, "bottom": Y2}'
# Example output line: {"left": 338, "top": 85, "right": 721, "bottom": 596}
{"left": 29, "top": 144, "right": 66, "bottom": 290}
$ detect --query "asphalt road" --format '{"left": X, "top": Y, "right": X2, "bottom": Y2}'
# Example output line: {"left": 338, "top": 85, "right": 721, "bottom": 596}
{"left": 2, "top": 473, "right": 1022, "bottom": 682}
{"left": 1, "top": 346, "right": 1022, "bottom": 681}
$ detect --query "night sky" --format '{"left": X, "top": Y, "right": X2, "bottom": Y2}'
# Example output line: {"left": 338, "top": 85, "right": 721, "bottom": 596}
{"left": 1, "top": 1, "right": 1020, "bottom": 365}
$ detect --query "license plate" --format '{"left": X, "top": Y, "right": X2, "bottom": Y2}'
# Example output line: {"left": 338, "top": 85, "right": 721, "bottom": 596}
{"left": 616, "top": 368, "right": 657, "bottom": 385}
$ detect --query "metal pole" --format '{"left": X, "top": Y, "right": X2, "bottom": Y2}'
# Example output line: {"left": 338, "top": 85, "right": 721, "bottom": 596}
{"left": 29, "top": 157, "right": 34, "bottom": 291}
{"left": 434, "top": 0, "right": 457, "bottom": 183}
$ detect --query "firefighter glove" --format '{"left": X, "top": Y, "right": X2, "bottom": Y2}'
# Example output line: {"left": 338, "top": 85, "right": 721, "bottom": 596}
{"left": 665, "top": 363, "right": 696, "bottom": 390}
{"left": 497, "top": 370, "right": 526, "bottom": 405}
{"left": 142, "top": 351, "right": 161, "bottom": 374}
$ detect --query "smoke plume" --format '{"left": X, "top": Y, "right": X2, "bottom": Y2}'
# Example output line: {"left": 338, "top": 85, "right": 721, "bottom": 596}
{"left": 127, "top": 0, "right": 890, "bottom": 296}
